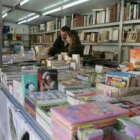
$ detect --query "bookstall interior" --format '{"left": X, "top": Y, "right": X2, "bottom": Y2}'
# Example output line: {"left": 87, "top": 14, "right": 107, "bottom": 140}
{"left": 1, "top": 0, "right": 140, "bottom": 140}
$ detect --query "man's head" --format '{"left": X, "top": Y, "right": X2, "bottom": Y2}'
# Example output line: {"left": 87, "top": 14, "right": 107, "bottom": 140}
{"left": 61, "top": 26, "right": 70, "bottom": 41}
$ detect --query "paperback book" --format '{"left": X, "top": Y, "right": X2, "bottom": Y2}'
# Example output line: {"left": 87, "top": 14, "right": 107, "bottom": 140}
{"left": 21, "top": 73, "right": 38, "bottom": 94}
{"left": 38, "top": 68, "right": 58, "bottom": 91}
{"left": 37, "top": 101, "right": 69, "bottom": 124}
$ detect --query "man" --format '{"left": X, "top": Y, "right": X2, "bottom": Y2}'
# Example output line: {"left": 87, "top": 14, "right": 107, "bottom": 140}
{"left": 47, "top": 26, "right": 70, "bottom": 57}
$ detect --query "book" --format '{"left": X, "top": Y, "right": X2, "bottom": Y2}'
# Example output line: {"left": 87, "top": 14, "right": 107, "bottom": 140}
{"left": 37, "top": 102, "right": 69, "bottom": 125}
{"left": 27, "top": 90, "right": 66, "bottom": 105}
{"left": 130, "top": 48, "right": 140, "bottom": 71}
{"left": 36, "top": 113, "right": 52, "bottom": 136}
{"left": 117, "top": 117, "right": 140, "bottom": 139}
{"left": 25, "top": 90, "right": 66, "bottom": 117}
{"left": 51, "top": 102, "right": 129, "bottom": 126}
{"left": 113, "top": 101, "right": 138, "bottom": 109}
{"left": 77, "top": 125, "right": 104, "bottom": 140}
{"left": 38, "top": 68, "right": 58, "bottom": 91}
{"left": 105, "top": 72, "right": 135, "bottom": 88}
{"left": 66, "top": 88, "right": 96, "bottom": 97}
{"left": 58, "top": 79, "right": 85, "bottom": 92}
{"left": 21, "top": 73, "right": 38, "bottom": 94}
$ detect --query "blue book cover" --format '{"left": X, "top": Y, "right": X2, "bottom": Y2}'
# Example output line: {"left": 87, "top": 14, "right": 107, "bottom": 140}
{"left": 107, "top": 72, "right": 137, "bottom": 77}
{"left": 22, "top": 73, "right": 38, "bottom": 94}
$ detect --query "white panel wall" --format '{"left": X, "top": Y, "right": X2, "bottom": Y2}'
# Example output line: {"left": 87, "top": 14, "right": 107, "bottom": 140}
{"left": 4, "top": 22, "right": 29, "bottom": 34}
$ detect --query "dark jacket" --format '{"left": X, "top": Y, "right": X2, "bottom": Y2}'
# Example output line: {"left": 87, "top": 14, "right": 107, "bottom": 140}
{"left": 68, "top": 44, "right": 84, "bottom": 57}
{"left": 48, "top": 36, "right": 69, "bottom": 56}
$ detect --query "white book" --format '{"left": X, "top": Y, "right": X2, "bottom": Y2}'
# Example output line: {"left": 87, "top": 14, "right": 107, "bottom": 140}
{"left": 92, "top": 12, "right": 96, "bottom": 24}
{"left": 106, "top": 7, "right": 110, "bottom": 23}
{"left": 101, "top": 11, "right": 106, "bottom": 24}
{"left": 72, "top": 54, "right": 81, "bottom": 69}
{"left": 36, "top": 113, "right": 52, "bottom": 136}
{"left": 133, "top": 4, "right": 137, "bottom": 19}
{"left": 84, "top": 15, "right": 87, "bottom": 26}
{"left": 113, "top": 29, "right": 119, "bottom": 41}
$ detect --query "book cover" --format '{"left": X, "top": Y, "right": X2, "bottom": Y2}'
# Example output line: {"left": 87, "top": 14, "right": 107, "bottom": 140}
{"left": 51, "top": 102, "right": 129, "bottom": 126}
{"left": 37, "top": 102, "right": 68, "bottom": 124}
{"left": 113, "top": 101, "right": 138, "bottom": 109}
{"left": 21, "top": 73, "right": 38, "bottom": 94}
{"left": 117, "top": 117, "right": 140, "bottom": 139}
{"left": 66, "top": 88, "right": 96, "bottom": 97}
{"left": 58, "top": 79, "right": 84, "bottom": 92}
{"left": 130, "top": 49, "right": 140, "bottom": 71}
{"left": 27, "top": 90, "right": 66, "bottom": 105}
{"left": 38, "top": 68, "right": 58, "bottom": 91}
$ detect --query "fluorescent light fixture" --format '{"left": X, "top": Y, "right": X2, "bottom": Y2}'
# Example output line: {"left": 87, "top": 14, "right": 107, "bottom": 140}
{"left": 18, "top": 20, "right": 27, "bottom": 25}
{"left": 18, "top": 13, "right": 35, "bottom": 21}
{"left": 27, "top": 15, "right": 40, "bottom": 22}
{"left": 62, "top": 0, "right": 89, "bottom": 9}
{"left": 2, "top": 13, "right": 8, "bottom": 19}
{"left": 43, "top": 2, "right": 62, "bottom": 11}
{"left": 20, "top": 0, "right": 29, "bottom": 6}
{"left": 43, "top": 7, "right": 61, "bottom": 16}
{"left": 43, "top": 0, "right": 71, "bottom": 11}
{"left": 92, "top": 8, "right": 103, "bottom": 11}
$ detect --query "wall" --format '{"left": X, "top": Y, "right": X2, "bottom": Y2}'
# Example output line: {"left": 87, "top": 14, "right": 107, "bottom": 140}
{"left": 4, "top": 22, "right": 29, "bottom": 34}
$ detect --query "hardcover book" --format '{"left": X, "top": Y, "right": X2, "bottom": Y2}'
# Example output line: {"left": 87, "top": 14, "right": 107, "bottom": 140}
{"left": 21, "top": 73, "right": 38, "bottom": 94}
{"left": 66, "top": 88, "right": 96, "bottom": 97}
{"left": 27, "top": 90, "right": 66, "bottom": 105}
{"left": 58, "top": 79, "right": 84, "bottom": 92}
{"left": 37, "top": 102, "right": 68, "bottom": 124}
{"left": 130, "top": 48, "right": 140, "bottom": 71}
{"left": 38, "top": 68, "right": 58, "bottom": 91}
{"left": 51, "top": 102, "right": 129, "bottom": 126}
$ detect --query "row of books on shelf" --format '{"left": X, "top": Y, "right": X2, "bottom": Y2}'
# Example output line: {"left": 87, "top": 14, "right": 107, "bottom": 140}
{"left": 78, "top": 29, "right": 119, "bottom": 42}
{"left": 73, "top": 2, "right": 120, "bottom": 27}
{"left": 123, "top": 2, "right": 140, "bottom": 21}
{"left": 78, "top": 28, "right": 140, "bottom": 43}
{"left": 30, "top": 20, "right": 56, "bottom": 34}
{"left": 4, "top": 34, "right": 22, "bottom": 41}
{"left": 30, "top": 28, "right": 140, "bottom": 45}
{"left": 31, "top": 33, "right": 57, "bottom": 44}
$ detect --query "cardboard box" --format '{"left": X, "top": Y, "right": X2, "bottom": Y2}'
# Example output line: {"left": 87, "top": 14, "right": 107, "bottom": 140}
{"left": 96, "top": 83, "right": 140, "bottom": 100}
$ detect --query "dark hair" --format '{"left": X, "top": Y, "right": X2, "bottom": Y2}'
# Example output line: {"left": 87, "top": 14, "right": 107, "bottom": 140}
{"left": 68, "top": 30, "right": 81, "bottom": 48}
{"left": 61, "top": 26, "right": 70, "bottom": 32}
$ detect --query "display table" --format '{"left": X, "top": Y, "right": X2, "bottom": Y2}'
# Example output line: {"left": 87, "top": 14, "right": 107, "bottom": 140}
{"left": 0, "top": 84, "right": 51, "bottom": 140}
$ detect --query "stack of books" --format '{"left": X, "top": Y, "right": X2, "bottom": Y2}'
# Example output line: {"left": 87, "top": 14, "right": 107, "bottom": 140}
{"left": 77, "top": 125, "right": 104, "bottom": 140}
{"left": 117, "top": 116, "right": 140, "bottom": 139}
{"left": 58, "top": 79, "right": 90, "bottom": 93}
{"left": 51, "top": 102, "right": 129, "bottom": 140}
{"left": 36, "top": 101, "right": 68, "bottom": 136}
{"left": 105, "top": 71, "right": 140, "bottom": 88}
{"left": 25, "top": 90, "right": 66, "bottom": 117}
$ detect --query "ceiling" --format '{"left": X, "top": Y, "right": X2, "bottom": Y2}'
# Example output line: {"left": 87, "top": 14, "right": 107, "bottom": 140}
{"left": 2, "top": 0, "right": 118, "bottom": 25}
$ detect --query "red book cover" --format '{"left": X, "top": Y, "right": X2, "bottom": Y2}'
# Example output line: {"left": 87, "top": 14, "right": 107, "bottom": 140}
{"left": 38, "top": 68, "right": 58, "bottom": 91}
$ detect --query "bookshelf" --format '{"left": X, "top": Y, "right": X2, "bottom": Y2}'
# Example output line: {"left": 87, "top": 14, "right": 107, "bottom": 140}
{"left": 3, "top": 33, "right": 30, "bottom": 49}
{"left": 121, "top": 0, "right": 140, "bottom": 62}
{"left": 29, "top": 0, "right": 140, "bottom": 65}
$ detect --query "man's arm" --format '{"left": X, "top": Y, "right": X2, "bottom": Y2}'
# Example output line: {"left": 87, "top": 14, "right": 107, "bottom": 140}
{"left": 48, "top": 36, "right": 62, "bottom": 56}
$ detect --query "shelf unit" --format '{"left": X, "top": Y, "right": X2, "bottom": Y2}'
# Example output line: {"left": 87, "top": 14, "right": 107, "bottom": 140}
{"left": 81, "top": 42, "right": 119, "bottom": 46}
{"left": 29, "top": 0, "right": 140, "bottom": 64}
{"left": 71, "top": 22, "right": 120, "bottom": 30}
{"left": 3, "top": 33, "right": 30, "bottom": 49}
